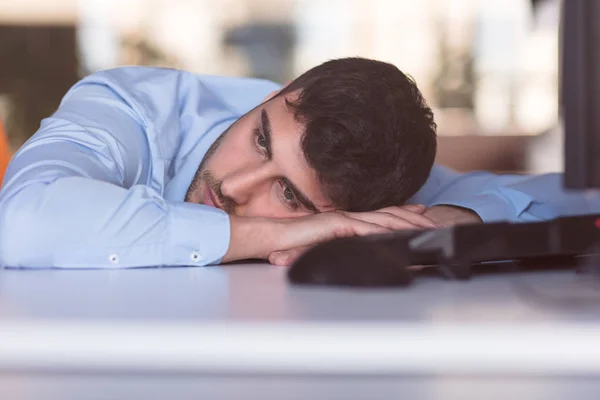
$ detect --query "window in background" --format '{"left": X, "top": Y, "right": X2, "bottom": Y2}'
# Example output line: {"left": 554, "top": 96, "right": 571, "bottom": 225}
{"left": 1, "top": 0, "right": 560, "bottom": 154}
{"left": 78, "top": 0, "right": 558, "bottom": 136}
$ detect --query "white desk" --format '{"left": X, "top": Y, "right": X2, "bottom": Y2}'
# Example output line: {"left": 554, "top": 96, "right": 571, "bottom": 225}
{"left": 0, "top": 263, "right": 599, "bottom": 399}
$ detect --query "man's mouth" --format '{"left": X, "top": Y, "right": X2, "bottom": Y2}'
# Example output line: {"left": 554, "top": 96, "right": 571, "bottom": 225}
{"left": 203, "top": 181, "right": 222, "bottom": 210}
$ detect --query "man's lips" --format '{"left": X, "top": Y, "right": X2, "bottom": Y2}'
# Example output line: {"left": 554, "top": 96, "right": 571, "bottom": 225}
{"left": 203, "top": 182, "right": 222, "bottom": 210}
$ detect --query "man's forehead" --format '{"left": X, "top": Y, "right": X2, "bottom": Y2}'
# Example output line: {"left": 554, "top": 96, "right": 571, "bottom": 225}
{"left": 264, "top": 92, "right": 299, "bottom": 124}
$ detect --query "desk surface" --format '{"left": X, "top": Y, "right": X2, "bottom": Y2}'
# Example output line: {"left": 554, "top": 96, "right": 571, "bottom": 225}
{"left": 1, "top": 263, "right": 599, "bottom": 399}
{"left": 1, "top": 263, "right": 597, "bottom": 323}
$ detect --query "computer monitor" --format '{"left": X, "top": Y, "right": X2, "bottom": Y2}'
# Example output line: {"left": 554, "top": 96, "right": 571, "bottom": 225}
{"left": 562, "top": 0, "right": 600, "bottom": 189}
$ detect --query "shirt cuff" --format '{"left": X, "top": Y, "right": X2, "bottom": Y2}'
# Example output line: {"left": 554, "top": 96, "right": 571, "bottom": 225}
{"left": 167, "top": 202, "right": 231, "bottom": 266}
{"left": 429, "top": 191, "right": 533, "bottom": 223}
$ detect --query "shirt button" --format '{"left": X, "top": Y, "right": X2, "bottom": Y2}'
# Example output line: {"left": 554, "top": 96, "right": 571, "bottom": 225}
{"left": 190, "top": 251, "right": 201, "bottom": 263}
{"left": 109, "top": 254, "right": 119, "bottom": 264}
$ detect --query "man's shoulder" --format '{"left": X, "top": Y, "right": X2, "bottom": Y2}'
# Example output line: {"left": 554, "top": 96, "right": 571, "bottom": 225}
{"left": 77, "top": 66, "right": 282, "bottom": 115}
{"left": 86, "top": 66, "right": 281, "bottom": 92}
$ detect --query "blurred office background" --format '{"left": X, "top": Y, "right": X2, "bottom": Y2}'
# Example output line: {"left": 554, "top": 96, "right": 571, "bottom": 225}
{"left": 0, "top": 0, "right": 561, "bottom": 174}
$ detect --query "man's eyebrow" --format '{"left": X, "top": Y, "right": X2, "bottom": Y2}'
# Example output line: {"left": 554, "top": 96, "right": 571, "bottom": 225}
{"left": 262, "top": 110, "right": 320, "bottom": 214}
{"left": 282, "top": 178, "right": 320, "bottom": 214}
{"left": 261, "top": 109, "right": 273, "bottom": 161}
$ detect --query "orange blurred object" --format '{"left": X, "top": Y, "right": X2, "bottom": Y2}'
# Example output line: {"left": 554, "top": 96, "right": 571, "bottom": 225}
{"left": 0, "top": 118, "right": 12, "bottom": 187}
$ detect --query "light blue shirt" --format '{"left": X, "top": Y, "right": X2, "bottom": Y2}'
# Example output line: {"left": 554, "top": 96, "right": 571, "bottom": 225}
{"left": 1, "top": 67, "right": 599, "bottom": 268}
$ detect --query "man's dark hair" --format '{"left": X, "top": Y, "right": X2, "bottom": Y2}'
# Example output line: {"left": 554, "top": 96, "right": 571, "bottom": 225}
{"left": 278, "top": 57, "right": 437, "bottom": 212}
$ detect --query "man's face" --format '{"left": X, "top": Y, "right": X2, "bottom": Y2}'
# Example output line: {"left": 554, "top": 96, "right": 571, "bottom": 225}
{"left": 185, "top": 91, "right": 334, "bottom": 218}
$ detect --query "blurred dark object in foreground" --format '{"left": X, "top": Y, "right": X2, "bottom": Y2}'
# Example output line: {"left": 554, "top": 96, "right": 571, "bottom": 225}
{"left": 289, "top": 214, "right": 600, "bottom": 287}
{"left": 0, "top": 25, "right": 79, "bottom": 149}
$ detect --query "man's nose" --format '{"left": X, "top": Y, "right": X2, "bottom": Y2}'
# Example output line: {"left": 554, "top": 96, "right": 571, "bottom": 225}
{"left": 220, "top": 164, "right": 271, "bottom": 205}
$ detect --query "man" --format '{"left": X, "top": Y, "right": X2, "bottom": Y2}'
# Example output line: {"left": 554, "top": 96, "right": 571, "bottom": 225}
{"left": 0, "top": 58, "right": 597, "bottom": 268}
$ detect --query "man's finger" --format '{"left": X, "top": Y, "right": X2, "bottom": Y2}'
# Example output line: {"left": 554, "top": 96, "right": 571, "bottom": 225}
{"left": 375, "top": 206, "right": 440, "bottom": 228}
{"left": 349, "top": 212, "right": 422, "bottom": 230}
{"left": 268, "top": 251, "right": 289, "bottom": 266}
{"left": 341, "top": 217, "right": 393, "bottom": 237}
{"left": 341, "top": 210, "right": 437, "bottom": 230}
{"left": 398, "top": 204, "right": 426, "bottom": 213}
{"left": 269, "top": 247, "right": 309, "bottom": 266}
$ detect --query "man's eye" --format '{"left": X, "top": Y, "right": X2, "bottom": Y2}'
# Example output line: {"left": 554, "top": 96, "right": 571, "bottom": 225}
{"left": 281, "top": 182, "right": 299, "bottom": 209}
{"left": 256, "top": 133, "right": 267, "bottom": 149}
{"left": 283, "top": 185, "right": 295, "bottom": 201}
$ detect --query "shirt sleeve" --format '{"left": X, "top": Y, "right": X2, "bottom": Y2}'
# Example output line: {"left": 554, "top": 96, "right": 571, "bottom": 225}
{"left": 0, "top": 68, "right": 230, "bottom": 268}
{"left": 409, "top": 164, "right": 600, "bottom": 223}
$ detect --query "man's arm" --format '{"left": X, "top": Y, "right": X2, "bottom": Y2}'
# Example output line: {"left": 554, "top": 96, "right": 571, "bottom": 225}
{"left": 411, "top": 164, "right": 600, "bottom": 224}
{"left": 0, "top": 68, "right": 231, "bottom": 268}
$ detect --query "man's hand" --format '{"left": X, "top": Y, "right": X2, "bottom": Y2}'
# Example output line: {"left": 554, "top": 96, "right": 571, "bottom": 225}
{"left": 422, "top": 205, "right": 482, "bottom": 228}
{"left": 267, "top": 205, "right": 483, "bottom": 266}
{"left": 222, "top": 204, "right": 438, "bottom": 265}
